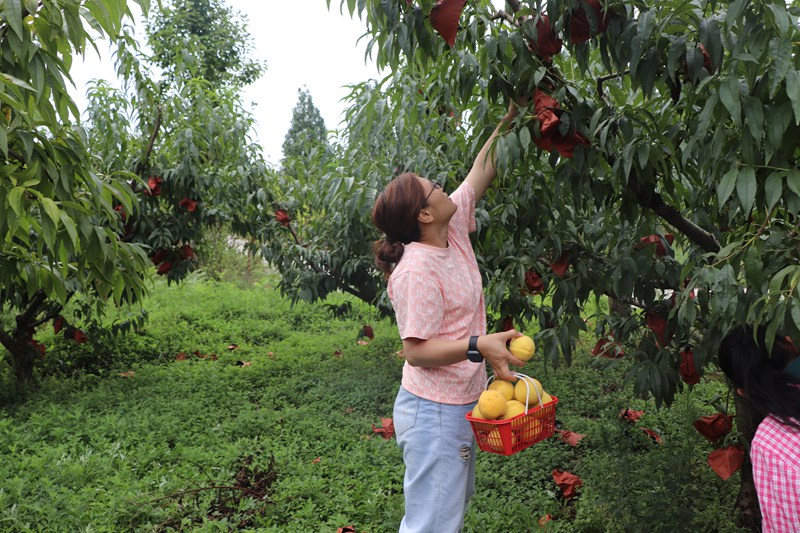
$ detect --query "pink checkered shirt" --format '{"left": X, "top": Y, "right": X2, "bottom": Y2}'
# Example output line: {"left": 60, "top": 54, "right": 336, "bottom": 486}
{"left": 751, "top": 415, "right": 800, "bottom": 532}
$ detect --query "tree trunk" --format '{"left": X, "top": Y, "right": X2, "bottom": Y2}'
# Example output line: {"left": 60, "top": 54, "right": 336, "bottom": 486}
{"left": 13, "top": 348, "right": 34, "bottom": 383}
{"left": 734, "top": 394, "right": 764, "bottom": 532}
{"left": 1, "top": 332, "right": 35, "bottom": 384}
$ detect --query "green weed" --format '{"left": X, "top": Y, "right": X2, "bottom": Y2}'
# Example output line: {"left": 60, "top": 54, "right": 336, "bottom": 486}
{"left": 0, "top": 279, "right": 746, "bottom": 532}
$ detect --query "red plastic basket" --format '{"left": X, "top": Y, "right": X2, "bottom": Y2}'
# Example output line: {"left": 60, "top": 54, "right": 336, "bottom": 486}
{"left": 466, "top": 372, "right": 558, "bottom": 456}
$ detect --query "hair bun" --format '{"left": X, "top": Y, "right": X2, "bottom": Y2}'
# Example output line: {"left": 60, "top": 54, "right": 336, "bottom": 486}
{"left": 374, "top": 238, "right": 405, "bottom": 275}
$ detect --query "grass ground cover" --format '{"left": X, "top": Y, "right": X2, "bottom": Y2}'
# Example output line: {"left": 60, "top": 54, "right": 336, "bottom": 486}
{"left": 1, "top": 274, "right": 747, "bottom": 532}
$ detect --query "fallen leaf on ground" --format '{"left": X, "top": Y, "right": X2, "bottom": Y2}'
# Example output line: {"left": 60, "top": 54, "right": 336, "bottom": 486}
{"left": 640, "top": 427, "right": 663, "bottom": 444}
{"left": 620, "top": 408, "right": 644, "bottom": 422}
{"left": 372, "top": 418, "right": 395, "bottom": 440}
{"left": 556, "top": 429, "right": 585, "bottom": 446}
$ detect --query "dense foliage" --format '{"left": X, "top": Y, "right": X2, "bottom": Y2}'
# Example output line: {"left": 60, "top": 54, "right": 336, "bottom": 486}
{"left": 269, "top": 0, "right": 800, "bottom": 409}
{"left": 146, "top": 0, "right": 264, "bottom": 86}
{"left": 86, "top": 0, "right": 273, "bottom": 286}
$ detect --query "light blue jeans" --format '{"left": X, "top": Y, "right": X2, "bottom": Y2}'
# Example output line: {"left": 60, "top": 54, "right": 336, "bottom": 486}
{"left": 394, "top": 386, "right": 477, "bottom": 533}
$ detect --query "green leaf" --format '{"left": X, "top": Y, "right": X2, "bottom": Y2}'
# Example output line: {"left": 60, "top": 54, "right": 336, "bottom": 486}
{"left": 40, "top": 211, "right": 56, "bottom": 250}
{"left": 0, "top": 125, "right": 7, "bottom": 158}
{"left": 639, "top": 48, "right": 659, "bottom": 98}
{"left": 766, "top": 312, "right": 782, "bottom": 355}
{"left": 40, "top": 197, "right": 60, "bottom": 229}
{"left": 8, "top": 186, "right": 25, "bottom": 216}
{"left": 736, "top": 166, "right": 756, "bottom": 213}
{"left": 717, "top": 166, "right": 737, "bottom": 206}
{"left": 719, "top": 76, "right": 741, "bottom": 126}
{"left": 791, "top": 300, "right": 800, "bottom": 333}
{"left": 743, "top": 245, "right": 763, "bottom": 288}
{"left": 787, "top": 70, "right": 800, "bottom": 125}
{"left": 742, "top": 96, "right": 763, "bottom": 140}
{"left": 637, "top": 143, "right": 650, "bottom": 169}
{"left": 1, "top": 73, "right": 35, "bottom": 92}
{"left": 787, "top": 170, "right": 800, "bottom": 196}
{"left": 764, "top": 172, "right": 783, "bottom": 210}
{"left": 769, "top": 265, "right": 796, "bottom": 293}
{"left": 699, "top": 18, "right": 722, "bottom": 69}
{"left": 726, "top": 0, "right": 748, "bottom": 29}
{"left": 60, "top": 212, "right": 78, "bottom": 248}
{"left": 768, "top": 39, "right": 792, "bottom": 97}
{"left": 766, "top": 2, "right": 790, "bottom": 36}
{"left": 518, "top": 126, "right": 530, "bottom": 153}
{"left": 765, "top": 102, "right": 792, "bottom": 151}
{"left": 4, "top": 0, "right": 24, "bottom": 39}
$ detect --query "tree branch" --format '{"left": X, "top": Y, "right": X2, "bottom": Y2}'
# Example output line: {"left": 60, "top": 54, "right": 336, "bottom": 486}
{"left": 0, "top": 329, "right": 19, "bottom": 354}
{"left": 137, "top": 106, "right": 163, "bottom": 174}
{"left": 15, "top": 289, "right": 47, "bottom": 333}
{"left": 29, "top": 304, "right": 64, "bottom": 329}
{"left": 596, "top": 70, "right": 630, "bottom": 95}
{"left": 491, "top": 10, "right": 519, "bottom": 25}
{"left": 133, "top": 485, "right": 270, "bottom": 507}
{"left": 600, "top": 290, "right": 647, "bottom": 310}
{"left": 505, "top": 0, "right": 522, "bottom": 12}
{"left": 628, "top": 173, "right": 721, "bottom": 253}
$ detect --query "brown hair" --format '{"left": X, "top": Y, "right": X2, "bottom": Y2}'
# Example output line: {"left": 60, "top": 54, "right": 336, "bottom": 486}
{"left": 371, "top": 172, "right": 427, "bottom": 276}
{"left": 719, "top": 325, "right": 800, "bottom": 430}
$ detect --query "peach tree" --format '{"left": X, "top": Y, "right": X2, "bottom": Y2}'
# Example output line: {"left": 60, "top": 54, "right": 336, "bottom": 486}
{"left": 85, "top": 0, "right": 273, "bottom": 284}
{"left": 0, "top": 0, "right": 152, "bottom": 384}
{"left": 262, "top": 0, "right": 797, "bottom": 521}
{"left": 287, "top": 0, "right": 798, "bottom": 403}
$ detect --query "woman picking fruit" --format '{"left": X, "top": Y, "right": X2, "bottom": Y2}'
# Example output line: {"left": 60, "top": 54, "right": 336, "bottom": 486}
{"left": 718, "top": 325, "right": 800, "bottom": 532}
{"left": 371, "top": 100, "right": 526, "bottom": 533}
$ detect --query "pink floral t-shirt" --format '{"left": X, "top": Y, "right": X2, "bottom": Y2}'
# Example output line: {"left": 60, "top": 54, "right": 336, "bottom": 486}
{"left": 387, "top": 181, "right": 487, "bottom": 405}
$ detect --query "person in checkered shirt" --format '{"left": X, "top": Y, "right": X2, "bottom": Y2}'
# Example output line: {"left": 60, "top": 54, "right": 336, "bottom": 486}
{"left": 719, "top": 325, "right": 800, "bottom": 532}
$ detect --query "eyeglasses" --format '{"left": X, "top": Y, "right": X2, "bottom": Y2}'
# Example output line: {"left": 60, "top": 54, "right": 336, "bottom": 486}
{"left": 420, "top": 180, "right": 441, "bottom": 210}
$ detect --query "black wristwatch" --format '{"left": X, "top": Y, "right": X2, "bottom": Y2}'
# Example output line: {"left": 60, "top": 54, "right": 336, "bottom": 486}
{"left": 467, "top": 335, "right": 483, "bottom": 363}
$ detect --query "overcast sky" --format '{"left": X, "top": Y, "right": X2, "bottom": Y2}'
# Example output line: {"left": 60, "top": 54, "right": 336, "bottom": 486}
{"left": 69, "top": 2, "right": 383, "bottom": 165}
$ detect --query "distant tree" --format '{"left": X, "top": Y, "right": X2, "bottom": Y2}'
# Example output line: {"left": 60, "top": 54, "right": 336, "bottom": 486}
{"left": 281, "top": 87, "right": 330, "bottom": 165}
{"left": 145, "top": 0, "right": 264, "bottom": 86}
{"left": 86, "top": 0, "right": 274, "bottom": 284}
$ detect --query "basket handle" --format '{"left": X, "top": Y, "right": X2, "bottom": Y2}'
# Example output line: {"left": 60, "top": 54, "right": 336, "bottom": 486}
{"left": 486, "top": 372, "right": 543, "bottom": 411}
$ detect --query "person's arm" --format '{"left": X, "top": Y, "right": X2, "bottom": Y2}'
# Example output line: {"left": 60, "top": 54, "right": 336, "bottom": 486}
{"left": 465, "top": 100, "right": 520, "bottom": 201}
{"left": 402, "top": 329, "right": 526, "bottom": 382}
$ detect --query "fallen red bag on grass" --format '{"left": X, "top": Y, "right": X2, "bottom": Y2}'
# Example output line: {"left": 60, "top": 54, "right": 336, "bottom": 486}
{"left": 552, "top": 469, "right": 583, "bottom": 499}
